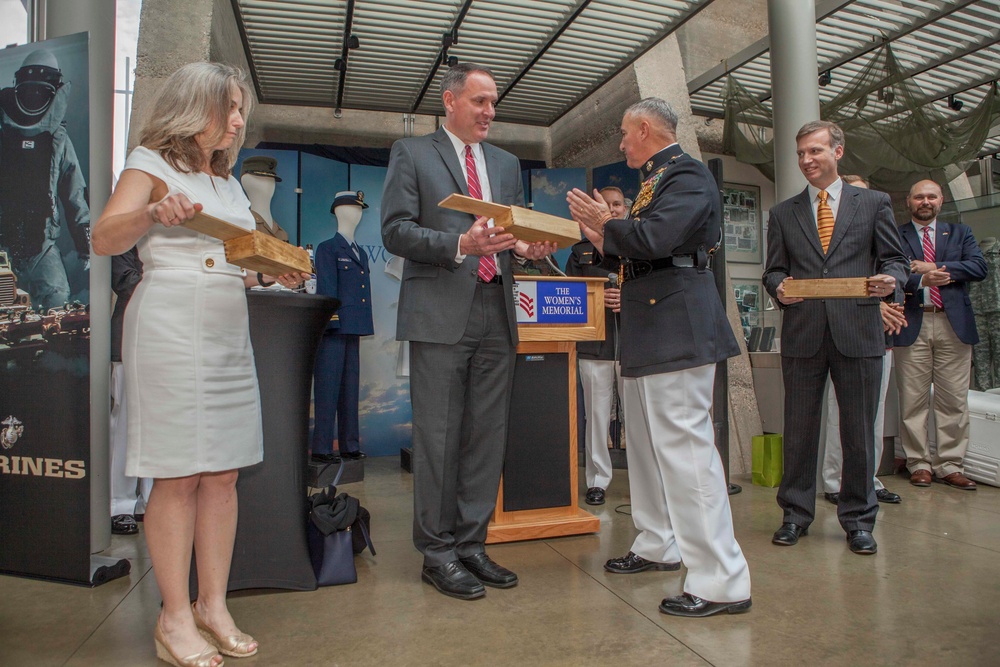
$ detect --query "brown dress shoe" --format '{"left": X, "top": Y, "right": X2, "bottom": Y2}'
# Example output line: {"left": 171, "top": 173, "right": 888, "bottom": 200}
{"left": 936, "top": 472, "right": 977, "bottom": 490}
{"left": 910, "top": 470, "right": 932, "bottom": 487}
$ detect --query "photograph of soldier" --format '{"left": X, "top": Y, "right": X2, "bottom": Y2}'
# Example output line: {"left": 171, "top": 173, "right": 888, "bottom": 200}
{"left": 0, "top": 46, "right": 90, "bottom": 313}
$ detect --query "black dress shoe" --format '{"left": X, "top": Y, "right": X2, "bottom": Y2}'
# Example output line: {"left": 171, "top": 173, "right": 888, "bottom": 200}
{"left": 421, "top": 561, "right": 486, "bottom": 600}
{"left": 847, "top": 530, "right": 877, "bottom": 555}
{"left": 876, "top": 488, "right": 901, "bottom": 504}
{"left": 772, "top": 523, "right": 808, "bottom": 546}
{"left": 111, "top": 514, "right": 138, "bottom": 535}
{"left": 604, "top": 551, "right": 680, "bottom": 574}
{"left": 585, "top": 487, "right": 606, "bottom": 506}
{"left": 658, "top": 593, "right": 752, "bottom": 617}
{"left": 341, "top": 451, "right": 367, "bottom": 460}
{"left": 459, "top": 552, "right": 518, "bottom": 588}
{"left": 824, "top": 492, "right": 840, "bottom": 505}
{"left": 311, "top": 452, "right": 341, "bottom": 464}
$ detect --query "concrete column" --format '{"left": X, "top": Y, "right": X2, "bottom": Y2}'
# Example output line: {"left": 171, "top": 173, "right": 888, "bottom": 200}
{"left": 43, "top": 0, "right": 116, "bottom": 554}
{"left": 768, "top": 0, "right": 820, "bottom": 201}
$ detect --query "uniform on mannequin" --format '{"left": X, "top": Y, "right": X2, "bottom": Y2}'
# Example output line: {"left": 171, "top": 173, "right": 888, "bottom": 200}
{"left": 240, "top": 155, "right": 289, "bottom": 242}
{"left": 311, "top": 191, "right": 374, "bottom": 464}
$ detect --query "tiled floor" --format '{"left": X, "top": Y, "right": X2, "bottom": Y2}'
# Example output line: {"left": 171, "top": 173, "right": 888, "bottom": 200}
{"left": 2, "top": 458, "right": 998, "bottom": 666}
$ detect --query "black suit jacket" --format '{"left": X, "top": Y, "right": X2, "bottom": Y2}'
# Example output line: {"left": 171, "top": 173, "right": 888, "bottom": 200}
{"left": 763, "top": 184, "right": 909, "bottom": 358}
{"left": 110, "top": 247, "right": 142, "bottom": 362}
{"left": 602, "top": 144, "right": 739, "bottom": 378}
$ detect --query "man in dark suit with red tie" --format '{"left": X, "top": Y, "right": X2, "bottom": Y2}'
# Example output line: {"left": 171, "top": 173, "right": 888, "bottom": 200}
{"left": 763, "top": 120, "right": 908, "bottom": 556}
{"left": 381, "top": 63, "right": 554, "bottom": 600}
{"left": 893, "top": 180, "right": 987, "bottom": 490}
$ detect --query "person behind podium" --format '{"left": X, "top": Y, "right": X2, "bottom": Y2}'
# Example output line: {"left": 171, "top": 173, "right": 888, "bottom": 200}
{"left": 92, "top": 62, "right": 306, "bottom": 667}
{"left": 567, "top": 97, "right": 751, "bottom": 618}
{"left": 762, "top": 120, "right": 908, "bottom": 557}
{"left": 565, "top": 187, "right": 626, "bottom": 506}
{"left": 382, "top": 62, "right": 554, "bottom": 601}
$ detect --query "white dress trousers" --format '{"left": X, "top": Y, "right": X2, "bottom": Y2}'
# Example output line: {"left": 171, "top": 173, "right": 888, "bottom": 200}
{"left": 578, "top": 359, "right": 618, "bottom": 490}
{"left": 623, "top": 363, "right": 751, "bottom": 603}
{"left": 821, "top": 351, "right": 893, "bottom": 494}
{"left": 109, "top": 361, "right": 153, "bottom": 516}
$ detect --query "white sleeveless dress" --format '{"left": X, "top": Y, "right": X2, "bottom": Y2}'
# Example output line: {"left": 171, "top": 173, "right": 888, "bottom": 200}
{"left": 122, "top": 147, "right": 263, "bottom": 478}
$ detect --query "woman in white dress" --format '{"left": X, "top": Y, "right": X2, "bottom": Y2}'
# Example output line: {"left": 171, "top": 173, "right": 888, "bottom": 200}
{"left": 93, "top": 63, "right": 305, "bottom": 667}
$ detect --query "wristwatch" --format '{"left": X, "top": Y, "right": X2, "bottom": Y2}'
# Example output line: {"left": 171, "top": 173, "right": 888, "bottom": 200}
{"left": 257, "top": 272, "right": 275, "bottom": 287}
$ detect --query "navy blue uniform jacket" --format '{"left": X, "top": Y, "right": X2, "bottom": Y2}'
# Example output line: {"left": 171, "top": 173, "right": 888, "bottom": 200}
{"left": 316, "top": 233, "right": 374, "bottom": 336}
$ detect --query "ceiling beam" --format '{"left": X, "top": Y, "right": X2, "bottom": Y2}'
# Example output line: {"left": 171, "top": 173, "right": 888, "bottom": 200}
{"left": 497, "top": 0, "right": 593, "bottom": 105}
{"left": 409, "top": 0, "right": 475, "bottom": 113}
{"left": 687, "top": 0, "right": 853, "bottom": 96}
{"left": 333, "top": 0, "right": 357, "bottom": 112}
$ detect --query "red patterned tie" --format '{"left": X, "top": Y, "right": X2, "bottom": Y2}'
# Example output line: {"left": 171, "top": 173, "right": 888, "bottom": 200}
{"left": 922, "top": 226, "right": 943, "bottom": 309}
{"left": 466, "top": 144, "right": 497, "bottom": 283}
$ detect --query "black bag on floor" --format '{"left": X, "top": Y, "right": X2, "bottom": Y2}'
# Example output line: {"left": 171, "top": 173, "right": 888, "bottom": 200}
{"left": 307, "top": 463, "right": 376, "bottom": 587}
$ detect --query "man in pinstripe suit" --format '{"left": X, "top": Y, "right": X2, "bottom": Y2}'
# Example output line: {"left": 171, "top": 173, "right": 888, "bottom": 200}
{"left": 763, "top": 120, "right": 908, "bottom": 555}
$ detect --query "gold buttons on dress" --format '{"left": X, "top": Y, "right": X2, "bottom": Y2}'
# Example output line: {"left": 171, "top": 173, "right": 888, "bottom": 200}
{"left": 649, "top": 298, "right": 656, "bottom": 304}
{"left": 205, "top": 258, "right": 215, "bottom": 268}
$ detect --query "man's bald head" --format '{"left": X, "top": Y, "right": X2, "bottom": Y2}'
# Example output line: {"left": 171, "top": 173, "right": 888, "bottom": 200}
{"left": 906, "top": 179, "right": 944, "bottom": 224}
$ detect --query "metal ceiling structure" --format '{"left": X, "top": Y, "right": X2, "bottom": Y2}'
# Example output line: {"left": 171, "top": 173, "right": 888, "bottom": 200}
{"left": 687, "top": 0, "right": 1000, "bottom": 157}
{"left": 231, "top": 0, "right": 713, "bottom": 126}
{"left": 232, "top": 0, "right": 1000, "bottom": 156}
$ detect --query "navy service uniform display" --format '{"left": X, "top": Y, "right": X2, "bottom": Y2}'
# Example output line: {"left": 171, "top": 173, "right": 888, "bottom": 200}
{"left": 311, "top": 224, "right": 374, "bottom": 458}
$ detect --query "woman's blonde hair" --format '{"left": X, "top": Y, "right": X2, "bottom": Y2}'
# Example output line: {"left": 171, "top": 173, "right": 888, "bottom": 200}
{"left": 139, "top": 62, "right": 253, "bottom": 177}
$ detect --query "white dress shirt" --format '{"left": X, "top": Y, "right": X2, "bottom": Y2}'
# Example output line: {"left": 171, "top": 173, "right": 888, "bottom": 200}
{"left": 442, "top": 125, "right": 498, "bottom": 268}
{"left": 807, "top": 176, "right": 844, "bottom": 226}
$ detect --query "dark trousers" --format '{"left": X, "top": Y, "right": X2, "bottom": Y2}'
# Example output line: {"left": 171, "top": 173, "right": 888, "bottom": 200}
{"left": 778, "top": 329, "right": 881, "bottom": 532}
{"left": 311, "top": 333, "right": 361, "bottom": 455}
{"left": 409, "top": 283, "right": 515, "bottom": 567}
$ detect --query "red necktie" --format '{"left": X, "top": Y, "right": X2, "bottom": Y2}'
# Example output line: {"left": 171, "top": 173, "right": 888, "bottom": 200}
{"left": 922, "top": 226, "right": 943, "bottom": 309}
{"left": 466, "top": 144, "right": 497, "bottom": 283}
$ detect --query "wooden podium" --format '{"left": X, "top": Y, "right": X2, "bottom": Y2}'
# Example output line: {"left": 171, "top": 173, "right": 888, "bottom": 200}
{"left": 486, "top": 276, "right": 606, "bottom": 543}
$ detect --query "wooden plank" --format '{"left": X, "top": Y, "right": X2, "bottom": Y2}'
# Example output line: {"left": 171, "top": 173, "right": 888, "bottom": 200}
{"left": 783, "top": 277, "right": 870, "bottom": 298}
{"left": 181, "top": 211, "right": 248, "bottom": 241}
{"left": 223, "top": 232, "right": 312, "bottom": 275}
{"left": 438, "top": 194, "right": 581, "bottom": 249}
{"left": 438, "top": 194, "right": 511, "bottom": 221}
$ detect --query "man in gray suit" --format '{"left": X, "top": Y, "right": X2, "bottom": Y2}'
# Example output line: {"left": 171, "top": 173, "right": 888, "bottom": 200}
{"left": 381, "top": 63, "right": 554, "bottom": 600}
{"left": 764, "top": 120, "right": 908, "bottom": 555}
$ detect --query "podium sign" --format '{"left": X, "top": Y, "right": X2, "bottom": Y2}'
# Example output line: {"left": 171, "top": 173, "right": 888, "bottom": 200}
{"left": 488, "top": 276, "right": 606, "bottom": 544}
{"left": 514, "top": 280, "right": 588, "bottom": 324}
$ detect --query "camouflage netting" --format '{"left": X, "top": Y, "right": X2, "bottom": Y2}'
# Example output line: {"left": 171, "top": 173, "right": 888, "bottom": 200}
{"left": 722, "top": 43, "right": 1000, "bottom": 192}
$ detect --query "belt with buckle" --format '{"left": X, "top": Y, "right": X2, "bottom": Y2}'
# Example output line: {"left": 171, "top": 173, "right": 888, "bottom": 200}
{"left": 622, "top": 255, "right": 696, "bottom": 281}
{"left": 921, "top": 305, "right": 943, "bottom": 313}
{"left": 477, "top": 274, "right": 502, "bottom": 285}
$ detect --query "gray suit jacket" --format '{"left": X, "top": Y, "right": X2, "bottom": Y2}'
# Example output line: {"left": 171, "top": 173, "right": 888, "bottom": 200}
{"left": 763, "top": 184, "right": 909, "bottom": 358}
{"left": 381, "top": 127, "right": 524, "bottom": 345}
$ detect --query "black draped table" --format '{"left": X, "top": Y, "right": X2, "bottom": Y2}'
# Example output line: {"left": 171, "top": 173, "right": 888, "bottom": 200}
{"left": 207, "top": 291, "right": 338, "bottom": 593}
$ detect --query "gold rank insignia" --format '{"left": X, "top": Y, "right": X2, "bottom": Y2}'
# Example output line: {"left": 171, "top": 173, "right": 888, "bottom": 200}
{"left": 645, "top": 160, "right": 654, "bottom": 171}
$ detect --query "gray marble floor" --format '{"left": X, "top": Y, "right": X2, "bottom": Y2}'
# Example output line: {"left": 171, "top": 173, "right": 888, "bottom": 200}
{"left": 2, "top": 457, "right": 998, "bottom": 666}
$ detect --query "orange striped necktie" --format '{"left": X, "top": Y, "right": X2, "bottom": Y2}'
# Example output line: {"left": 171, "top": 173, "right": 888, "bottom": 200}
{"left": 817, "top": 189, "right": 835, "bottom": 253}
